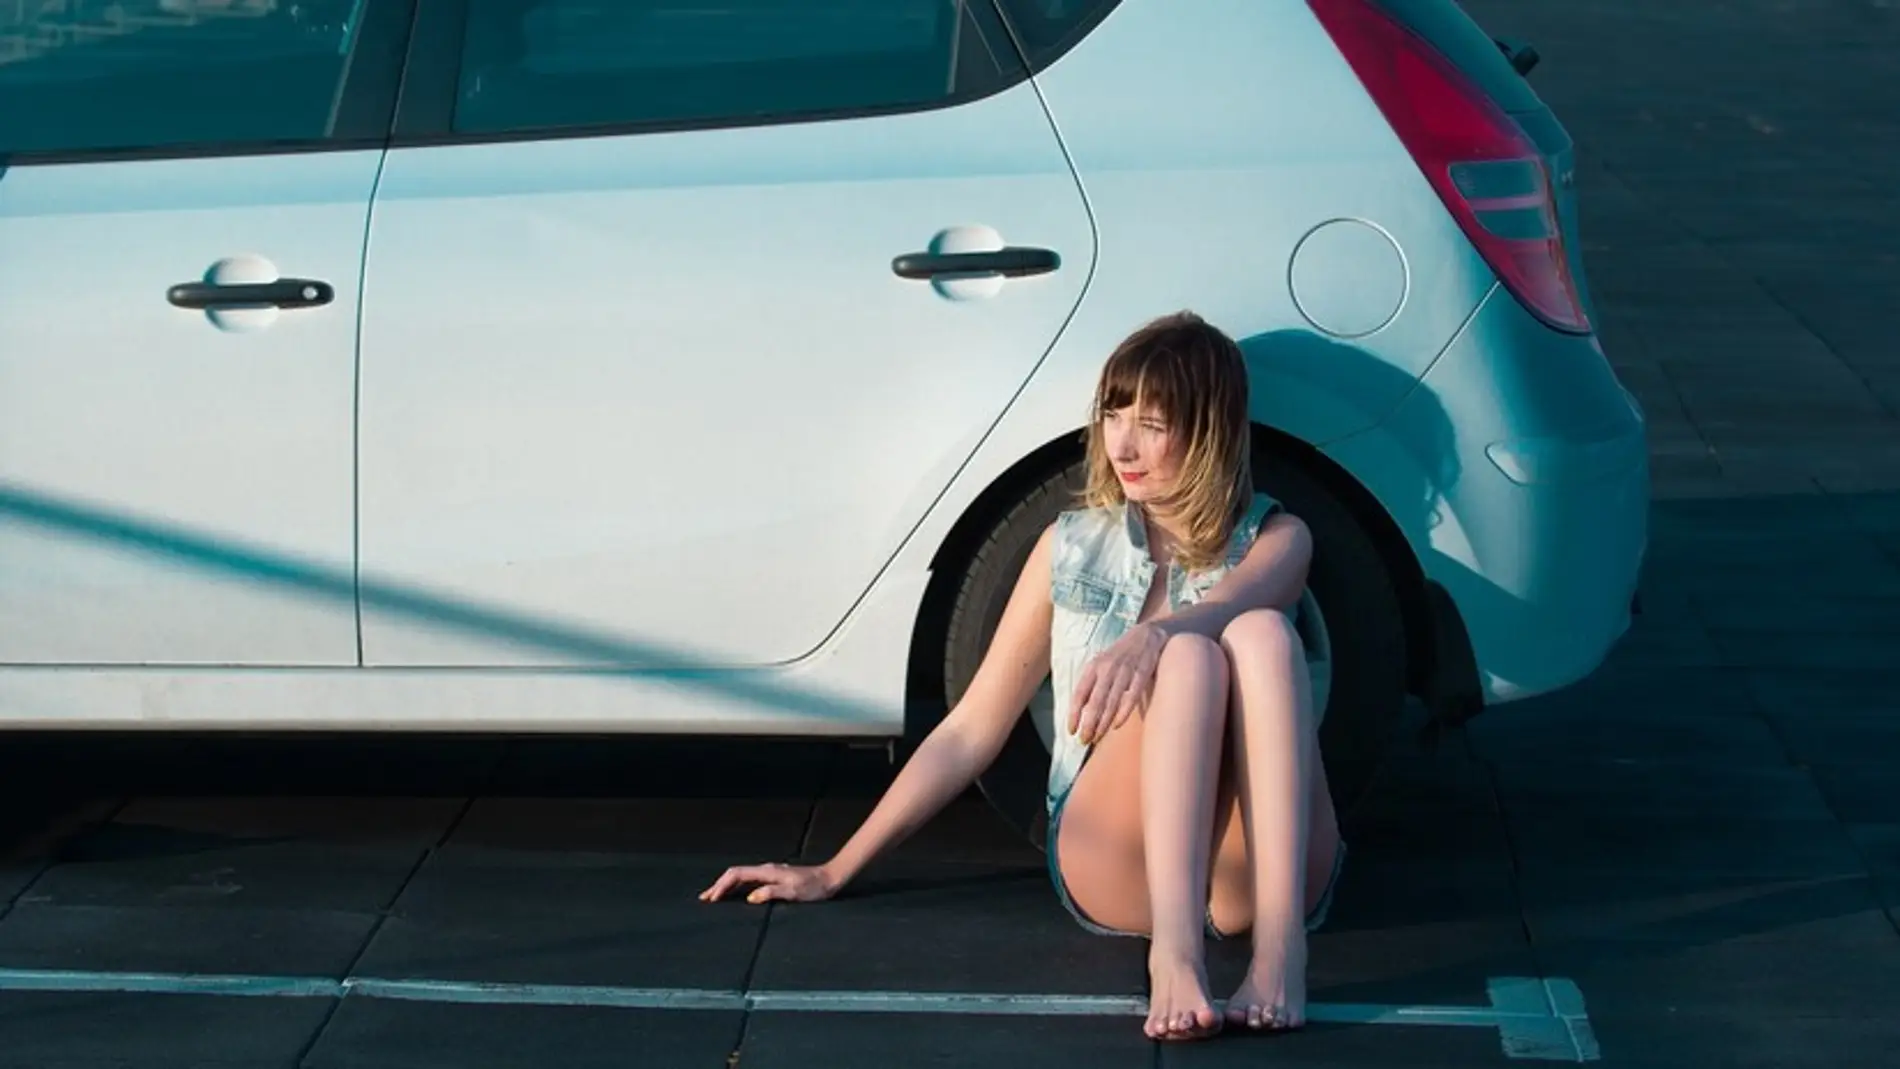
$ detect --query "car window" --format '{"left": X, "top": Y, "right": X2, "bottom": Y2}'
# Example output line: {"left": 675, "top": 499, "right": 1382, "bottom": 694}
{"left": 451, "top": 0, "right": 1021, "bottom": 136}
{"left": 0, "top": 0, "right": 374, "bottom": 157}
{"left": 994, "top": 0, "right": 1120, "bottom": 71}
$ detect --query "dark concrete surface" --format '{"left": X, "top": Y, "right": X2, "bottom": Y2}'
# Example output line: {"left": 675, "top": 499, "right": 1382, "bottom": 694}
{"left": 5, "top": 0, "right": 1900, "bottom": 1065}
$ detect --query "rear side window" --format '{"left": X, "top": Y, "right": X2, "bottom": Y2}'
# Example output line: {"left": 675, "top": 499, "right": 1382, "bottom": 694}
{"left": 0, "top": 0, "right": 372, "bottom": 157}
{"left": 994, "top": 0, "right": 1121, "bottom": 71}
{"left": 451, "top": 0, "right": 1024, "bottom": 136}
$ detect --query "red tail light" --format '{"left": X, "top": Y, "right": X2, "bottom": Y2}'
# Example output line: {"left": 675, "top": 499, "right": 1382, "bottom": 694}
{"left": 1307, "top": 0, "right": 1593, "bottom": 335}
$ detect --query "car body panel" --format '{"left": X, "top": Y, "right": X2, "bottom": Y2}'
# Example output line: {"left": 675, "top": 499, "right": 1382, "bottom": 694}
{"left": 0, "top": 153, "right": 379, "bottom": 666}
{"left": 1322, "top": 286, "right": 1648, "bottom": 703}
{"left": 0, "top": 568, "right": 926, "bottom": 733}
{"left": 355, "top": 75, "right": 1094, "bottom": 669}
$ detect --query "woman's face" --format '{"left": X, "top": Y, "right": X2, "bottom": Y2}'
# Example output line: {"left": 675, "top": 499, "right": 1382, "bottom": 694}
{"left": 1101, "top": 400, "right": 1184, "bottom": 506}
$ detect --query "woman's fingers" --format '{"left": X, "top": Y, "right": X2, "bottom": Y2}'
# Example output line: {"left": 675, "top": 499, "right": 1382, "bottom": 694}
{"left": 1073, "top": 664, "right": 1106, "bottom": 741}
{"left": 700, "top": 867, "right": 744, "bottom": 901}
{"left": 745, "top": 867, "right": 825, "bottom": 903}
{"left": 1100, "top": 666, "right": 1133, "bottom": 728}
{"left": 1069, "top": 661, "right": 1101, "bottom": 735}
{"left": 1086, "top": 677, "right": 1116, "bottom": 743}
{"left": 699, "top": 868, "right": 735, "bottom": 901}
{"left": 700, "top": 864, "right": 776, "bottom": 902}
{"left": 1111, "top": 679, "right": 1142, "bottom": 730}
{"left": 1079, "top": 660, "right": 1109, "bottom": 729}
{"left": 1079, "top": 656, "right": 1156, "bottom": 744}
{"left": 1085, "top": 679, "right": 1113, "bottom": 742}
{"left": 1075, "top": 636, "right": 1170, "bottom": 745}
{"left": 1099, "top": 655, "right": 1155, "bottom": 734}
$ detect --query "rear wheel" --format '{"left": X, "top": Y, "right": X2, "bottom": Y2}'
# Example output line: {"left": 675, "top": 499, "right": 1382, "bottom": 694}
{"left": 941, "top": 444, "right": 1409, "bottom": 847}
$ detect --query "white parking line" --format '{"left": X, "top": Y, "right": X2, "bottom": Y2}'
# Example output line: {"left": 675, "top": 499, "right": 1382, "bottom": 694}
{"left": 1488, "top": 977, "right": 1602, "bottom": 1062}
{"left": 0, "top": 968, "right": 1599, "bottom": 1062}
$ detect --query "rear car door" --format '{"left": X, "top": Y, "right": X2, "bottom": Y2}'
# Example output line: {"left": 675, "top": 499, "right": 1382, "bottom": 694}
{"left": 356, "top": 0, "right": 1094, "bottom": 669}
{"left": 0, "top": 0, "right": 411, "bottom": 664}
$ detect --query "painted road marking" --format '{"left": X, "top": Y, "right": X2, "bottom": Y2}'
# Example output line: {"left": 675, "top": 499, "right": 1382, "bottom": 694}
{"left": 1489, "top": 977, "right": 1601, "bottom": 1062}
{"left": 0, "top": 968, "right": 1599, "bottom": 1061}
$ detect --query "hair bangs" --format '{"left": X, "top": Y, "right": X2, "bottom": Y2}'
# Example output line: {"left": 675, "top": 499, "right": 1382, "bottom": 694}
{"left": 1095, "top": 339, "right": 1194, "bottom": 431}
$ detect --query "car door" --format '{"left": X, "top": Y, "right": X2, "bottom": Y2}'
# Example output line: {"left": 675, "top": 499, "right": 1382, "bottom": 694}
{"left": 0, "top": 0, "right": 411, "bottom": 665}
{"left": 356, "top": 0, "right": 1094, "bottom": 669}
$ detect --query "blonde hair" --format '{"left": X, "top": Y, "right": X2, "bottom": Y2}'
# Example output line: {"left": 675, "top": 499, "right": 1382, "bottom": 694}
{"left": 1082, "top": 311, "right": 1253, "bottom": 572}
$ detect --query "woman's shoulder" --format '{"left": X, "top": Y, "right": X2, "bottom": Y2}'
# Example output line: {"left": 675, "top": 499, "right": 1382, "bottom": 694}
{"left": 1244, "top": 490, "right": 1283, "bottom": 532}
{"left": 1055, "top": 502, "right": 1121, "bottom": 529}
{"left": 1225, "top": 491, "right": 1286, "bottom": 560}
{"left": 1049, "top": 502, "right": 1125, "bottom": 557}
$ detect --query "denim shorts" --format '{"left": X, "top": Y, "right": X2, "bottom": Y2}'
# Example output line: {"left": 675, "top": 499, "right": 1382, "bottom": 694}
{"left": 1045, "top": 785, "right": 1347, "bottom": 940}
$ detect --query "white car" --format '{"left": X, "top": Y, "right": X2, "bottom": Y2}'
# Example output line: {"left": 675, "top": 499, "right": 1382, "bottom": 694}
{"left": 0, "top": 0, "right": 1646, "bottom": 836}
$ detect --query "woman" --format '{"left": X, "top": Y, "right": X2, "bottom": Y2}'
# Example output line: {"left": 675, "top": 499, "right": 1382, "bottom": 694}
{"left": 701, "top": 312, "right": 1345, "bottom": 1042}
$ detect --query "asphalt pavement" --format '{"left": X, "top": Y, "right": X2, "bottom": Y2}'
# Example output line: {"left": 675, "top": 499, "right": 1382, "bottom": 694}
{"left": 5, "top": 0, "right": 1900, "bottom": 1065}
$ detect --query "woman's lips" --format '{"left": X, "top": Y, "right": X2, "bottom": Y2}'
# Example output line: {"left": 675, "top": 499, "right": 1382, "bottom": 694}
{"left": 1118, "top": 471, "right": 1144, "bottom": 483}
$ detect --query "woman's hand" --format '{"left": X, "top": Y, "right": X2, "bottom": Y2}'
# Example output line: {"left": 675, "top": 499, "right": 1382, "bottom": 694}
{"left": 1069, "top": 621, "right": 1169, "bottom": 745}
{"left": 699, "top": 861, "right": 841, "bottom": 905}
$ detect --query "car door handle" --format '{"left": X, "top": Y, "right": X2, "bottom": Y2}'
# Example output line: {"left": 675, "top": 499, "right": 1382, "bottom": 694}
{"left": 166, "top": 278, "right": 335, "bottom": 310}
{"left": 891, "top": 246, "right": 1061, "bottom": 280}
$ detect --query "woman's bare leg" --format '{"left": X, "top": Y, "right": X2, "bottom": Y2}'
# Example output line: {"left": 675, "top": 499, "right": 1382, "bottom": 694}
{"left": 1214, "top": 608, "right": 1330, "bottom": 1029}
{"left": 1053, "top": 632, "right": 1230, "bottom": 1040}
{"left": 1205, "top": 749, "right": 1339, "bottom": 939}
{"left": 1139, "top": 633, "right": 1231, "bottom": 1038}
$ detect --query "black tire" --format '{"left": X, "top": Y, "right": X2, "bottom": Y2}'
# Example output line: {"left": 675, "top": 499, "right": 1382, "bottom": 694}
{"left": 941, "top": 445, "right": 1409, "bottom": 847}
{"left": 1253, "top": 443, "right": 1410, "bottom": 814}
{"left": 940, "top": 465, "right": 1083, "bottom": 850}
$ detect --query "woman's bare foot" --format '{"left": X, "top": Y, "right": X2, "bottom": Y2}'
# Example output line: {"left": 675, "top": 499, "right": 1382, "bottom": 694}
{"left": 1146, "top": 946, "right": 1222, "bottom": 1040}
{"left": 1226, "top": 921, "right": 1308, "bottom": 1031}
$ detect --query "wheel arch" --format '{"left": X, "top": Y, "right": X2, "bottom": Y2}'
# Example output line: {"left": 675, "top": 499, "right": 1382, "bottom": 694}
{"left": 904, "top": 428, "right": 1086, "bottom": 738}
{"left": 1246, "top": 422, "right": 1437, "bottom": 701}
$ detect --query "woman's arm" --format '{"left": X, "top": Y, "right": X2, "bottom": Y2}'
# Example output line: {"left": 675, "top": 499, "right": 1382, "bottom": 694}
{"left": 702, "top": 524, "right": 1056, "bottom": 903}
{"left": 816, "top": 524, "right": 1056, "bottom": 889}
{"left": 1148, "top": 511, "right": 1313, "bottom": 642}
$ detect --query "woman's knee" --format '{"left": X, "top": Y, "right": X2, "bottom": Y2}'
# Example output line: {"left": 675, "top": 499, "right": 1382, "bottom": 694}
{"left": 1219, "top": 608, "right": 1302, "bottom": 666}
{"left": 1157, "top": 630, "right": 1229, "bottom": 686}
{"left": 1148, "top": 632, "right": 1229, "bottom": 726}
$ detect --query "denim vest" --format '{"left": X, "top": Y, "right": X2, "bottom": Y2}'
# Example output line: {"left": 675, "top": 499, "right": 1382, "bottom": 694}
{"left": 1045, "top": 492, "right": 1283, "bottom": 815}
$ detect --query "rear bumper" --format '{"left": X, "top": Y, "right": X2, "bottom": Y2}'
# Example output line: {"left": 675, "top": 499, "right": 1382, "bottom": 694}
{"left": 1324, "top": 287, "right": 1650, "bottom": 706}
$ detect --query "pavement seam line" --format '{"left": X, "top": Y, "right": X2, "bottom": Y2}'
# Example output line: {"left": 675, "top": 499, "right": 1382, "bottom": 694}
{"left": 724, "top": 747, "right": 836, "bottom": 1067}
{"left": 1729, "top": 655, "right": 1886, "bottom": 920}
{"left": 0, "top": 796, "right": 129, "bottom": 926}
{"left": 289, "top": 796, "right": 475, "bottom": 1068}
{"left": 1751, "top": 276, "right": 1900, "bottom": 424}
{"left": 1478, "top": 753, "right": 1546, "bottom": 980}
